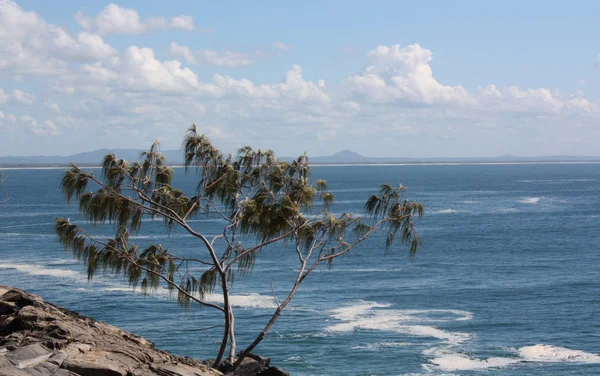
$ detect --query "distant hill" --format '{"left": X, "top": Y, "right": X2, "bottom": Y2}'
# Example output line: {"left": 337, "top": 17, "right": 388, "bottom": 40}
{"left": 310, "top": 150, "right": 369, "bottom": 163}
{"left": 1, "top": 149, "right": 600, "bottom": 167}
{"left": 0, "top": 149, "right": 185, "bottom": 167}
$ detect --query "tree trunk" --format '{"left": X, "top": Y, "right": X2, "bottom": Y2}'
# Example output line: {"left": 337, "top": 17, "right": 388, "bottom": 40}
{"left": 231, "top": 274, "right": 304, "bottom": 372}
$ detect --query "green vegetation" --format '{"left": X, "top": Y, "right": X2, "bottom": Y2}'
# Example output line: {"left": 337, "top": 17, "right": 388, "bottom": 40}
{"left": 55, "top": 125, "right": 423, "bottom": 372}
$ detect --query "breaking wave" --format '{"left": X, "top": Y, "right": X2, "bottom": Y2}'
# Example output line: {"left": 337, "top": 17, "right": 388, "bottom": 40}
{"left": 518, "top": 344, "right": 600, "bottom": 363}
{"left": 519, "top": 197, "right": 541, "bottom": 204}
{"left": 433, "top": 209, "right": 461, "bottom": 214}
{"left": 424, "top": 345, "right": 600, "bottom": 372}
{"left": 0, "top": 263, "right": 83, "bottom": 279}
{"left": 324, "top": 301, "right": 472, "bottom": 345}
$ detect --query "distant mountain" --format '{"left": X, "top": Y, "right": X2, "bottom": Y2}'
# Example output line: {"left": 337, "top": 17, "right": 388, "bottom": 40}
{"left": 1, "top": 149, "right": 600, "bottom": 167}
{"left": 0, "top": 149, "right": 184, "bottom": 167}
{"left": 310, "top": 150, "right": 369, "bottom": 163}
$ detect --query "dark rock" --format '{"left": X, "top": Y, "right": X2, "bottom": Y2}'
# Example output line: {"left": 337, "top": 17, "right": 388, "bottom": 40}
{"left": 1, "top": 290, "right": 38, "bottom": 308}
{"left": 0, "top": 286, "right": 222, "bottom": 376}
{"left": 231, "top": 357, "right": 267, "bottom": 376}
{"left": 256, "top": 367, "right": 290, "bottom": 376}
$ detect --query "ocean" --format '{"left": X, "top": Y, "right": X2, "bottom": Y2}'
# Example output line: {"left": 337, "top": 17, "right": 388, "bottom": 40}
{"left": 1, "top": 163, "right": 599, "bottom": 375}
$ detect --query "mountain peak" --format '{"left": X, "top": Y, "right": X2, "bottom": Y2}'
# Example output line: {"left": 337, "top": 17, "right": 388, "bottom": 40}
{"left": 330, "top": 150, "right": 366, "bottom": 159}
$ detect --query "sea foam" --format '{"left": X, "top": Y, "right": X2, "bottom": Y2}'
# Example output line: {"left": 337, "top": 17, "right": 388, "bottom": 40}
{"left": 518, "top": 344, "right": 600, "bottom": 363}
{"left": 325, "top": 301, "right": 472, "bottom": 344}
{"left": 433, "top": 209, "right": 460, "bottom": 214}
{"left": 519, "top": 197, "right": 541, "bottom": 204}
{"left": 424, "top": 348, "right": 518, "bottom": 371}
{"left": 424, "top": 344, "right": 600, "bottom": 372}
{"left": 0, "top": 263, "right": 83, "bottom": 279}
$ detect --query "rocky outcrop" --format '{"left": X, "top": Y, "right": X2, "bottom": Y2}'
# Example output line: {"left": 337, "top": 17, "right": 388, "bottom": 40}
{"left": 0, "top": 286, "right": 224, "bottom": 376}
{"left": 0, "top": 287, "right": 290, "bottom": 376}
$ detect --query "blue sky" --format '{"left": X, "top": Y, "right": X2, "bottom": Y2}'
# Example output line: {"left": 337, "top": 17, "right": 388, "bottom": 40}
{"left": 1, "top": 0, "right": 599, "bottom": 157}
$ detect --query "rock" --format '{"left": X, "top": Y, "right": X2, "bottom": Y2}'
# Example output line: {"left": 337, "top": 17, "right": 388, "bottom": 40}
{"left": 231, "top": 354, "right": 270, "bottom": 376}
{"left": 256, "top": 367, "right": 290, "bottom": 376}
{"left": 0, "top": 286, "right": 222, "bottom": 376}
{"left": 6, "top": 343, "right": 53, "bottom": 369}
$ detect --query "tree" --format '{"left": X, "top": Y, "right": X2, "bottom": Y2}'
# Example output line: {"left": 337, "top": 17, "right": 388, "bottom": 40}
{"left": 55, "top": 125, "right": 423, "bottom": 373}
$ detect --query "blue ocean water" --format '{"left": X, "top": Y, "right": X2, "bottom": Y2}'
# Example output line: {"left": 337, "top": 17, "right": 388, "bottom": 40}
{"left": 1, "top": 163, "right": 599, "bottom": 375}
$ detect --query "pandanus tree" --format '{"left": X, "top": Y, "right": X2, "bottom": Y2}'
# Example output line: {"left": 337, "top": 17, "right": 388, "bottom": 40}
{"left": 55, "top": 125, "right": 424, "bottom": 373}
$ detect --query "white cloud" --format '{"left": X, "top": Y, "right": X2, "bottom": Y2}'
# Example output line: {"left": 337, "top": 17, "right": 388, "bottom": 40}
{"left": 345, "top": 44, "right": 474, "bottom": 106}
{"left": 0, "top": 4, "right": 598, "bottom": 159}
{"left": 121, "top": 46, "right": 198, "bottom": 92}
{"left": 39, "top": 119, "right": 61, "bottom": 136}
{"left": 200, "top": 49, "right": 254, "bottom": 67}
{"left": 167, "top": 42, "right": 197, "bottom": 64}
{"left": 170, "top": 15, "right": 195, "bottom": 31}
{"left": 75, "top": 4, "right": 196, "bottom": 35}
{"left": 0, "top": 88, "right": 35, "bottom": 105}
{"left": 45, "top": 101, "right": 61, "bottom": 113}
{"left": 168, "top": 42, "right": 254, "bottom": 67}
{"left": 273, "top": 42, "right": 292, "bottom": 51}
{"left": 199, "top": 64, "right": 330, "bottom": 104}
{"left": 0, "top": 1, "right": 117, "bottom": 76}
{"left": 19, "top": 115, "right": 61, "bottom": 136}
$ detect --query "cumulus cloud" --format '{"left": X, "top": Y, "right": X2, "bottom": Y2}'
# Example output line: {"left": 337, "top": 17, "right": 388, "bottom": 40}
{"left": 0, "top": 88, "right": 35, "bottom": 105}
{"left": 121, "top": 46, "right": 198, "bottom": 92}
{"left": 168, "top": 42, "right": 197, "bottom": 64}
{"left": 345, "top": 44, "right": 474, "bottom": 106}
{"left": 343, "top": 43, "right": 599, "bottom": 116}
{"left": 75, "top": 4, "right": 196, "bottom": 35}
{"left": 0, "top": 1, "right": 117, "bottom": 75}
{"left": 197, "top": 64, "right": 329, "bottom": 104}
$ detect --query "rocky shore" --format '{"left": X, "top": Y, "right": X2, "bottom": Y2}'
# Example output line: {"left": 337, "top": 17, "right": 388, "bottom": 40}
{"left": 0, "top": 286, "right": 289, "bottom": 376}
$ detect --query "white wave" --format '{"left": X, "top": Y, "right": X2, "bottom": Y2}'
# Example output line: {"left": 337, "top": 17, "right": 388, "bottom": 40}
{"left": 352, "top": 342, "right": 411, "bottom": 351}
{"left": 460, "top": 200, "right": 478, "bottom": 204}
{"left": 424, "top": 344, "right": 600, "bottom": 372}
{"left": 326, "top": 301, "right": 472, "bottom": 344}
{"left": 519, "top": 197, "right": 541, "bottom": 204}
{"left": 495, "top": 208, "right": 519, "bottom": 213}
{"left": 433, "top": 209, "right": 460, "bottom": 214}
{"left": 100, "top": 286, "right": 278, "bottom": 309}
{"left": 205, "top": 293, "right": 278, "bottom": 309}
{"left": 0, "top": 222, "right": 56, "bottom": 229}
{"left": 331, "top": 199, "right": 365, "bottom": 204}
{"left": 0, "top": 232, "right": 55, "bottom": 238}
{"left": 518, "top": 344, "right": 600, "bottom": 363}
{"left": 304, "top": 267, "right": 406, "bottom": 273}
{"left": 424, "top": 348, "right": 518, "bottom": 371}
{"left": 283, "top": 356, "right": 303, "bottom": 363}
{"left": 45, "top": 259, "right": 78, "bottom": 265}
{"left": 0, "top": 263, "right": 83, "bottom": 279}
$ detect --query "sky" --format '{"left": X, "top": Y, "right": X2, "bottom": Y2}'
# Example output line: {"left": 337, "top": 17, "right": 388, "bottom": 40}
{"left": 1, "top": 1, "right": 599, "bottom": 158}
